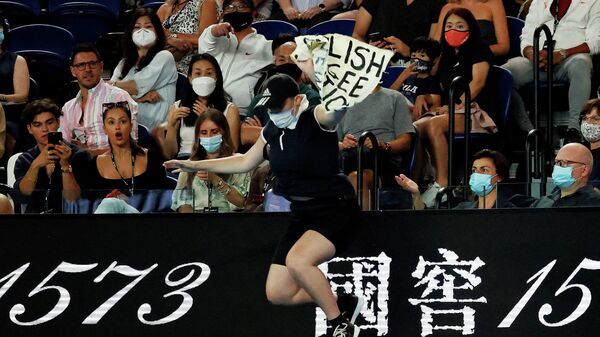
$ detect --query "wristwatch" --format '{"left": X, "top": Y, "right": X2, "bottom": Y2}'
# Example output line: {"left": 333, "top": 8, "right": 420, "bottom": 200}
{"left": 61, "top": 165, "right": 73, "bottom": 173}
{"left": 558, "top": 49, "right": 568, "bottom": 61}
{"left": 384, "top": 142, "right": 392, "bottom": 153}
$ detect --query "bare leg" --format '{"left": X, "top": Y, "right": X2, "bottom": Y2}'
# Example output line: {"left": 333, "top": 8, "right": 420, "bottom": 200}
{"left": 265, "top": 264, "right": 314, "bottom": 305}
{"left": 348, "top": 170, "right": 373, "bottom": 211}
{"left": 424, "top": 114, "right": 464, "bottom": 187}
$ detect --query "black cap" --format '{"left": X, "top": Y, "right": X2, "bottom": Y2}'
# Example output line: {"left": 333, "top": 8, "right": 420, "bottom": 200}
{"left": 256, "top": 73, "right": 300, "bottom": 111}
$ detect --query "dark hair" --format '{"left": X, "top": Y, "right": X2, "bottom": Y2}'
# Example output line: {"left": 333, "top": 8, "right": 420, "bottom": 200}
{"left": 0, "top": 16, "right": 10, "bottom": 50}
{"left": 472, "top": 149, "right": 510, "bottom": 180}
{"left": 119, "top": 8, "right": 166, "bottom": 79}
{"left": 102, "top": 101, "right": 144, "bottom": 156}
{"left": 22, "top": 98, "right": 62, "bottom": 125}
{"left": 579, "top": 98, "right": 600, "bottom": 123}
{"left": 272, "top": 33, "right": 295, "bottom": 54}
{"left": 223, "top": 0, "right": 255, "bottom": 12}
{"left": 440, "top": 7, "right": 482, "bottom": 57}
{"left": 181, "top": 53, "right": 230, "bottom": 127}
{"left": 410, "top": 36, "right": 441, "bottom": 61}
{"left": 70, "top": 42, "right": 102, "bottom": 65}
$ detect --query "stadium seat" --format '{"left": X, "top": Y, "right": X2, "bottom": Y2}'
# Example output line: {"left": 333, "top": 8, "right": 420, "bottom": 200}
{"left": 7, "top": 24, "right": 75, "bottom": 60}
{"left": 6, "top": 152, "right": 20, "bottom": 188}
{"left": 48, "top": 0, "right": 120, "bottom": 43}
{"left": 380, "top": 66, "right": 404, "bottom": 89}
{"left": 251, "top": 20, "right": 299, "bottom": 40}
{"left": 506, "top": 16, "right": 525, "bottom": 59}
{"left": 15, "top": 50, "right": 71, "bottom": 103}
{"left": 28, "top": 77, "right": 39, "bottom": 101}
{"left": 142, "top": 1, "right": 164, "bottom": 12}
{"left": 96, "top": 32, "right": 124, "bottom": 72}
{"left": 137, "top": 124, "right": 152, "bottom": 149}
{"left": 176, "top": 72, "right": 189, "bottom": 101}
{"left": 306, "top": 19, "right": 355, "bottom": 36}
{"left": 0, "top": 1, "right": 41, "bottom": 27}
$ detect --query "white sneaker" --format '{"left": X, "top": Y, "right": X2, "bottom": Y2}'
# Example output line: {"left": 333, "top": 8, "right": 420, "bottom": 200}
{"left": 421, "top": 182, "right": 445, "bottom": 208}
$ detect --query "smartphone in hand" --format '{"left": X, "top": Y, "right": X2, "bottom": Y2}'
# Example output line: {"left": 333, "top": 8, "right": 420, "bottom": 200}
{"left": 48, "top": 131, "right": 63, "bottom": 146}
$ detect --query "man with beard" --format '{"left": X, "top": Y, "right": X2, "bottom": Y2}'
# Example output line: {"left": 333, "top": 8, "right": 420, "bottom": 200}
{"left": 241, "top": 34, "right": 321, "bottom": 146}
{"left": 61, "top": 43, "right": 138, "bottom": 156}
{"left": 198, "top": 0, "right": 273, "bottom": 116}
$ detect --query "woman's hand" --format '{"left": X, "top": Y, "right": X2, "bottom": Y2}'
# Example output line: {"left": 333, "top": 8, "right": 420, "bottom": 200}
{"left": 282, "top": 6, "right": 300, "bottom": 20}
{"left": 341, "top": 133, "right": 358, "bottom": 149}
{"left": 299, "top": 6, "right": 321, "bottom": 20}
{"left": 395, "top": 174, "right": 419, "bottom": 194}
{"left": 383, "top": 36, "right": 410, "bottom": 57}
{"left": 168, "top": 106, "right": 190, "bottom": 128}
{"left": 192, "top": 98, "right": 209, "bottom": 116}
{"left": 137, "top": 90, "right": 162, "bottom": 103}
{"left": 164, "top": 159, "right": 199, "bottom": 173}
{"left": 168, "top": 36, "right": 191, "bottom": 52}
{"left": 196, "top": 171, "right": 221, "bottom": 185}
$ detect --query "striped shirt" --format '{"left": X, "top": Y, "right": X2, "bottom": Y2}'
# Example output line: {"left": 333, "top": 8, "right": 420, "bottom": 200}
{"left": 60, "top": 81, "right": 139, "bottom": 150}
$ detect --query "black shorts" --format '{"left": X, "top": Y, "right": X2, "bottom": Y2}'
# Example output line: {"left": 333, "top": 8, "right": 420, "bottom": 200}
{"left": 271, "top": 196, "right": 360, "bottom": 266}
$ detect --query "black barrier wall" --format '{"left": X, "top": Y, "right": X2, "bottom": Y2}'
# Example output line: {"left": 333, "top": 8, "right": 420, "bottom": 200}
{"left": 1, "top": 209, "right": 600, "bottom": 337}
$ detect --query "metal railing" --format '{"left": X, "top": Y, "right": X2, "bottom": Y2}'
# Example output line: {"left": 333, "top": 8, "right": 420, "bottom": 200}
{"left": 447, "top": 76, "right": 472, "bottom": 200}
{"left": 357, "top": 131, "right": 380, "bottom": 210}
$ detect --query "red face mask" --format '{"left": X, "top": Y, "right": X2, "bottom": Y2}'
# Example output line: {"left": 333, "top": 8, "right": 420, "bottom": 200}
{"left": 444, "top": 29, "right": 470, "bottom": 48}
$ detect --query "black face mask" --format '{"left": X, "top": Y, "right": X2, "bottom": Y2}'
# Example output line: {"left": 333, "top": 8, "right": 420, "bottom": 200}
{"left": 223, "top": 12, "right": 253, "bottom": 32}
{"left": 274, "top": 63, "right": 302, "bottom": 81}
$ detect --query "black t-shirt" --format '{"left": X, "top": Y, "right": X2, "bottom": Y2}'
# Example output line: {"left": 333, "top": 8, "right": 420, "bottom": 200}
{"left": 261, "top": 106, "right": 355, "bottom": 199}
{"left": 399, "top": 75, "right": 441, "bottom": 104}
{"left": 362, "top": 0, "right": 445, "bottom": 46}
{"left": 590, "top": 148, "right": 600, "bottom": 188}
{"left": 0, "top": 51, "right": 17, "bottom": 95}
{"left": 438, "top": 40, "right": 495, "bottom": 119}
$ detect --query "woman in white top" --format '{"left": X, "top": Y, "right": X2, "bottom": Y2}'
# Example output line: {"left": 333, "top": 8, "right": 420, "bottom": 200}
{"left": 111, "top": 8, "right": 177, "bottom": 130}
{"left": 171, "top": 108, "right": 249, "bottom": 212}
{"left": 162, "top": 53, "right": 240, "bottom": 159}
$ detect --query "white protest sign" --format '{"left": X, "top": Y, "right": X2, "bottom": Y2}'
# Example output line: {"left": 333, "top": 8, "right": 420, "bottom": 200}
{"left": 292, "top": 34, "right": 394, "bottom": 111}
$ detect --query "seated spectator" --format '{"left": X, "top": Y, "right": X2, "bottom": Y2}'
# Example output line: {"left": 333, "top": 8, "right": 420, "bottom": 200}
{"left": 82, "top": 101, "right": 173, "bottom": 213}
{"left": 502, "top": 0, "right": 599, "bottom": 133}
{"left": 413, "top": 8, "right": 496, "bottom": 207}
{"left": 161, "top": 53, "right": 241, "bottom": 159}
{"left": 157, "top": 0, "right": 220, "bottom": 73}
{"left": 0, "top": 16, "right": 29, "bottom": 104}
{"left": 62, "top": 43, "right": 138, "bottom": 156}
{"left": 269, "top": 0, "right": 350, "bottom": 29}
{"left": 353, "top": 0, "right": 445, "bottom": 61}
{"left": 14, "top": 99, "right": 84, "bottom": 213}
{"left": 397, "top": 149, "right": 514, "bottom": 209}
{"left": 390, "top": 36, "right": 442, "bottom": 119}
{"left": 198, "top": 0, "right": 273, "bottom": 115}
{"left": 531, "top": 143, "right": 600, "bottom": 207}
{"left": 0, "top": 193, "right": 13, "bottom": 214}
{"left": 242, "top": 34, "right": 321, "bottom": 146}
{"left": 432, "top": 0, "right": 509, "bottom": 58}
{"left": 172, "top": 108, "right": 250, "bottom": 212}
{"left": 580, "top": 98, "right": 600, "bottom": 188}
{"left": 111, "top": 8, "right": 177, "bottom": 130}
{"left": 338, "top": 85, "right": 414, "bottom": 210}
{"left": 331, "top": 0, "right": 362, "bottom": 19}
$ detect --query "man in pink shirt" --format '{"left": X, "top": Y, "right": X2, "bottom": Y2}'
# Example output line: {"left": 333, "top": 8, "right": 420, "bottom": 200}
{"left": 61, "top": 43, "right": 138, "bottom": 156}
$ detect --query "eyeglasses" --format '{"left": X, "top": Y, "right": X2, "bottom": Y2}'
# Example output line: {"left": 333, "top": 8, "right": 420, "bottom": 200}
{"left": 223, "top": 3, "right": 250, "bottom": 11}
{"left": 554, "top": 159, "right": 586, "bottom": 168}
{"left": 102, "top": 101, "right": 130, "bottom": 112}
{"left": 72, "top": 60, "right": 101, "bottom": 71}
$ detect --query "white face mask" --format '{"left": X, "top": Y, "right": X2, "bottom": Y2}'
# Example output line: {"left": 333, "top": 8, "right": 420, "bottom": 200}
{"left": 132, "top": 28, "right": 156, "bottom": 48}
{"left": 581, "top": 121, "right": 600, "bottom": 143}
{"left": 192, "top": 76, "right": 216, "bottom": 97}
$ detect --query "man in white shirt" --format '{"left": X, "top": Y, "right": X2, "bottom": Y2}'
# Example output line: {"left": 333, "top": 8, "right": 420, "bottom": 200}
{"left": 198, "top": 0, "right": 273, "bottom": 116}
{"left": 503, "top": 0, "right": 600, "bottom": 131}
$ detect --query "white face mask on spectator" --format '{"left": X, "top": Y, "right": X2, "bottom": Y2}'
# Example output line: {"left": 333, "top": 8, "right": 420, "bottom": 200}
{"left": 132, "top": 28, "right": 156, "bottom": 48}
{"left": 192, "top": 76, "right": 216, "bottom": 97}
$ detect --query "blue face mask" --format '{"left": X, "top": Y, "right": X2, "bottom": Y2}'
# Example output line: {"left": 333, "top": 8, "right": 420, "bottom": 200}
{"left": 469, "top": 172, "right": 496, "bottom": 197}
{"left": 268, "top": 108, "right": 298, "bottom": 129}
{"left": 552, "top": 165, "right": 576, "bottom": 189}
{"left": 199, "top": 134, "right": 222, "bottom": 153}
{"left": 0, "top": 32, "right": 4, "bottom": 45}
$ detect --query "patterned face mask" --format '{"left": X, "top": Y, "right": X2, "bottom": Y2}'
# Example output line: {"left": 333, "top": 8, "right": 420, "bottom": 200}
{"left": 581, "top": 121, "right": 600, "bottom": 143}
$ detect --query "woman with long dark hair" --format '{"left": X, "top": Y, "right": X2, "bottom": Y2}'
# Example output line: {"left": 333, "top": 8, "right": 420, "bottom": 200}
{"left": 171, "top": 108, "right": 249, "bottom": 212}
{"left": 414, "top": 7, "right": 494, "bottom": 207}
{"left": 110, "top": 8, "right": 177, "bottom": 130}
{"left": 0, "top": 16, "right": 29, "bottom": 104}
{"left": 161, "top": 53, "right": 240, "bottom": 159}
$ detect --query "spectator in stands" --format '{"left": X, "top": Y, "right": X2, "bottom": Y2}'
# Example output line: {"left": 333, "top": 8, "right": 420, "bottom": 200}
{"left": 172, "top": 108, "right": 250, "bottom": 212}
{"left": 157, "top": 0, "right": 221, "bottom": 73}
{"left": 161, "top": 53, "right": 241, "bottom": 159}
{"left": 353, "top": 0, "right": 445, "bottom": 61}
{"left": 83, "top": 101, "right": 173, "bottom": 213}
{"left": 0, "top": 193, "right": 12, "bottom": 214}
{"left": 396, "top": 149, "right": 514, "bottom": 209}
{"left": 390, "top": 36, "right": 442, "bottom": 120}
{"left": 14, "top": 99, "right": 84, "bottom": 213}
{"left": 111, "top": 8, "right": 177, "bottom": 130}
{"left": 502, "top": 0, "right": 599, "bottom": 135}
{"left": 413, "top": 7, "right": 495, "bottom": 207}
{"left": 580, "top": 98, "right": 600, "bottom": 188}
{"left": 62, "top": 43, "right": 138, "bottom": 156}
{"left": 242, "top": 34, "right": 320, "bottom": 146}
{"left": 198, "top": 0, "right": 273, "bottom": 115}
{"left": 0, "top": 16, "right": 29, "bottom": 104}
{"left": 338, "top": 85, "right": 414, "bottom": 210}
{"left": 0, "top": 104, "right": 4, "bottom": 159}
{"left": 432, "top": 0, "right": 509, "bottom": 58}
{"left": 331, "top": 0, "right": 362, "bottom": 19}
{"left": 269, "top": 0, "right": 350, "bottom": 28}
{"left": 531, "top": 143, "right": 600, "bottom": 207}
